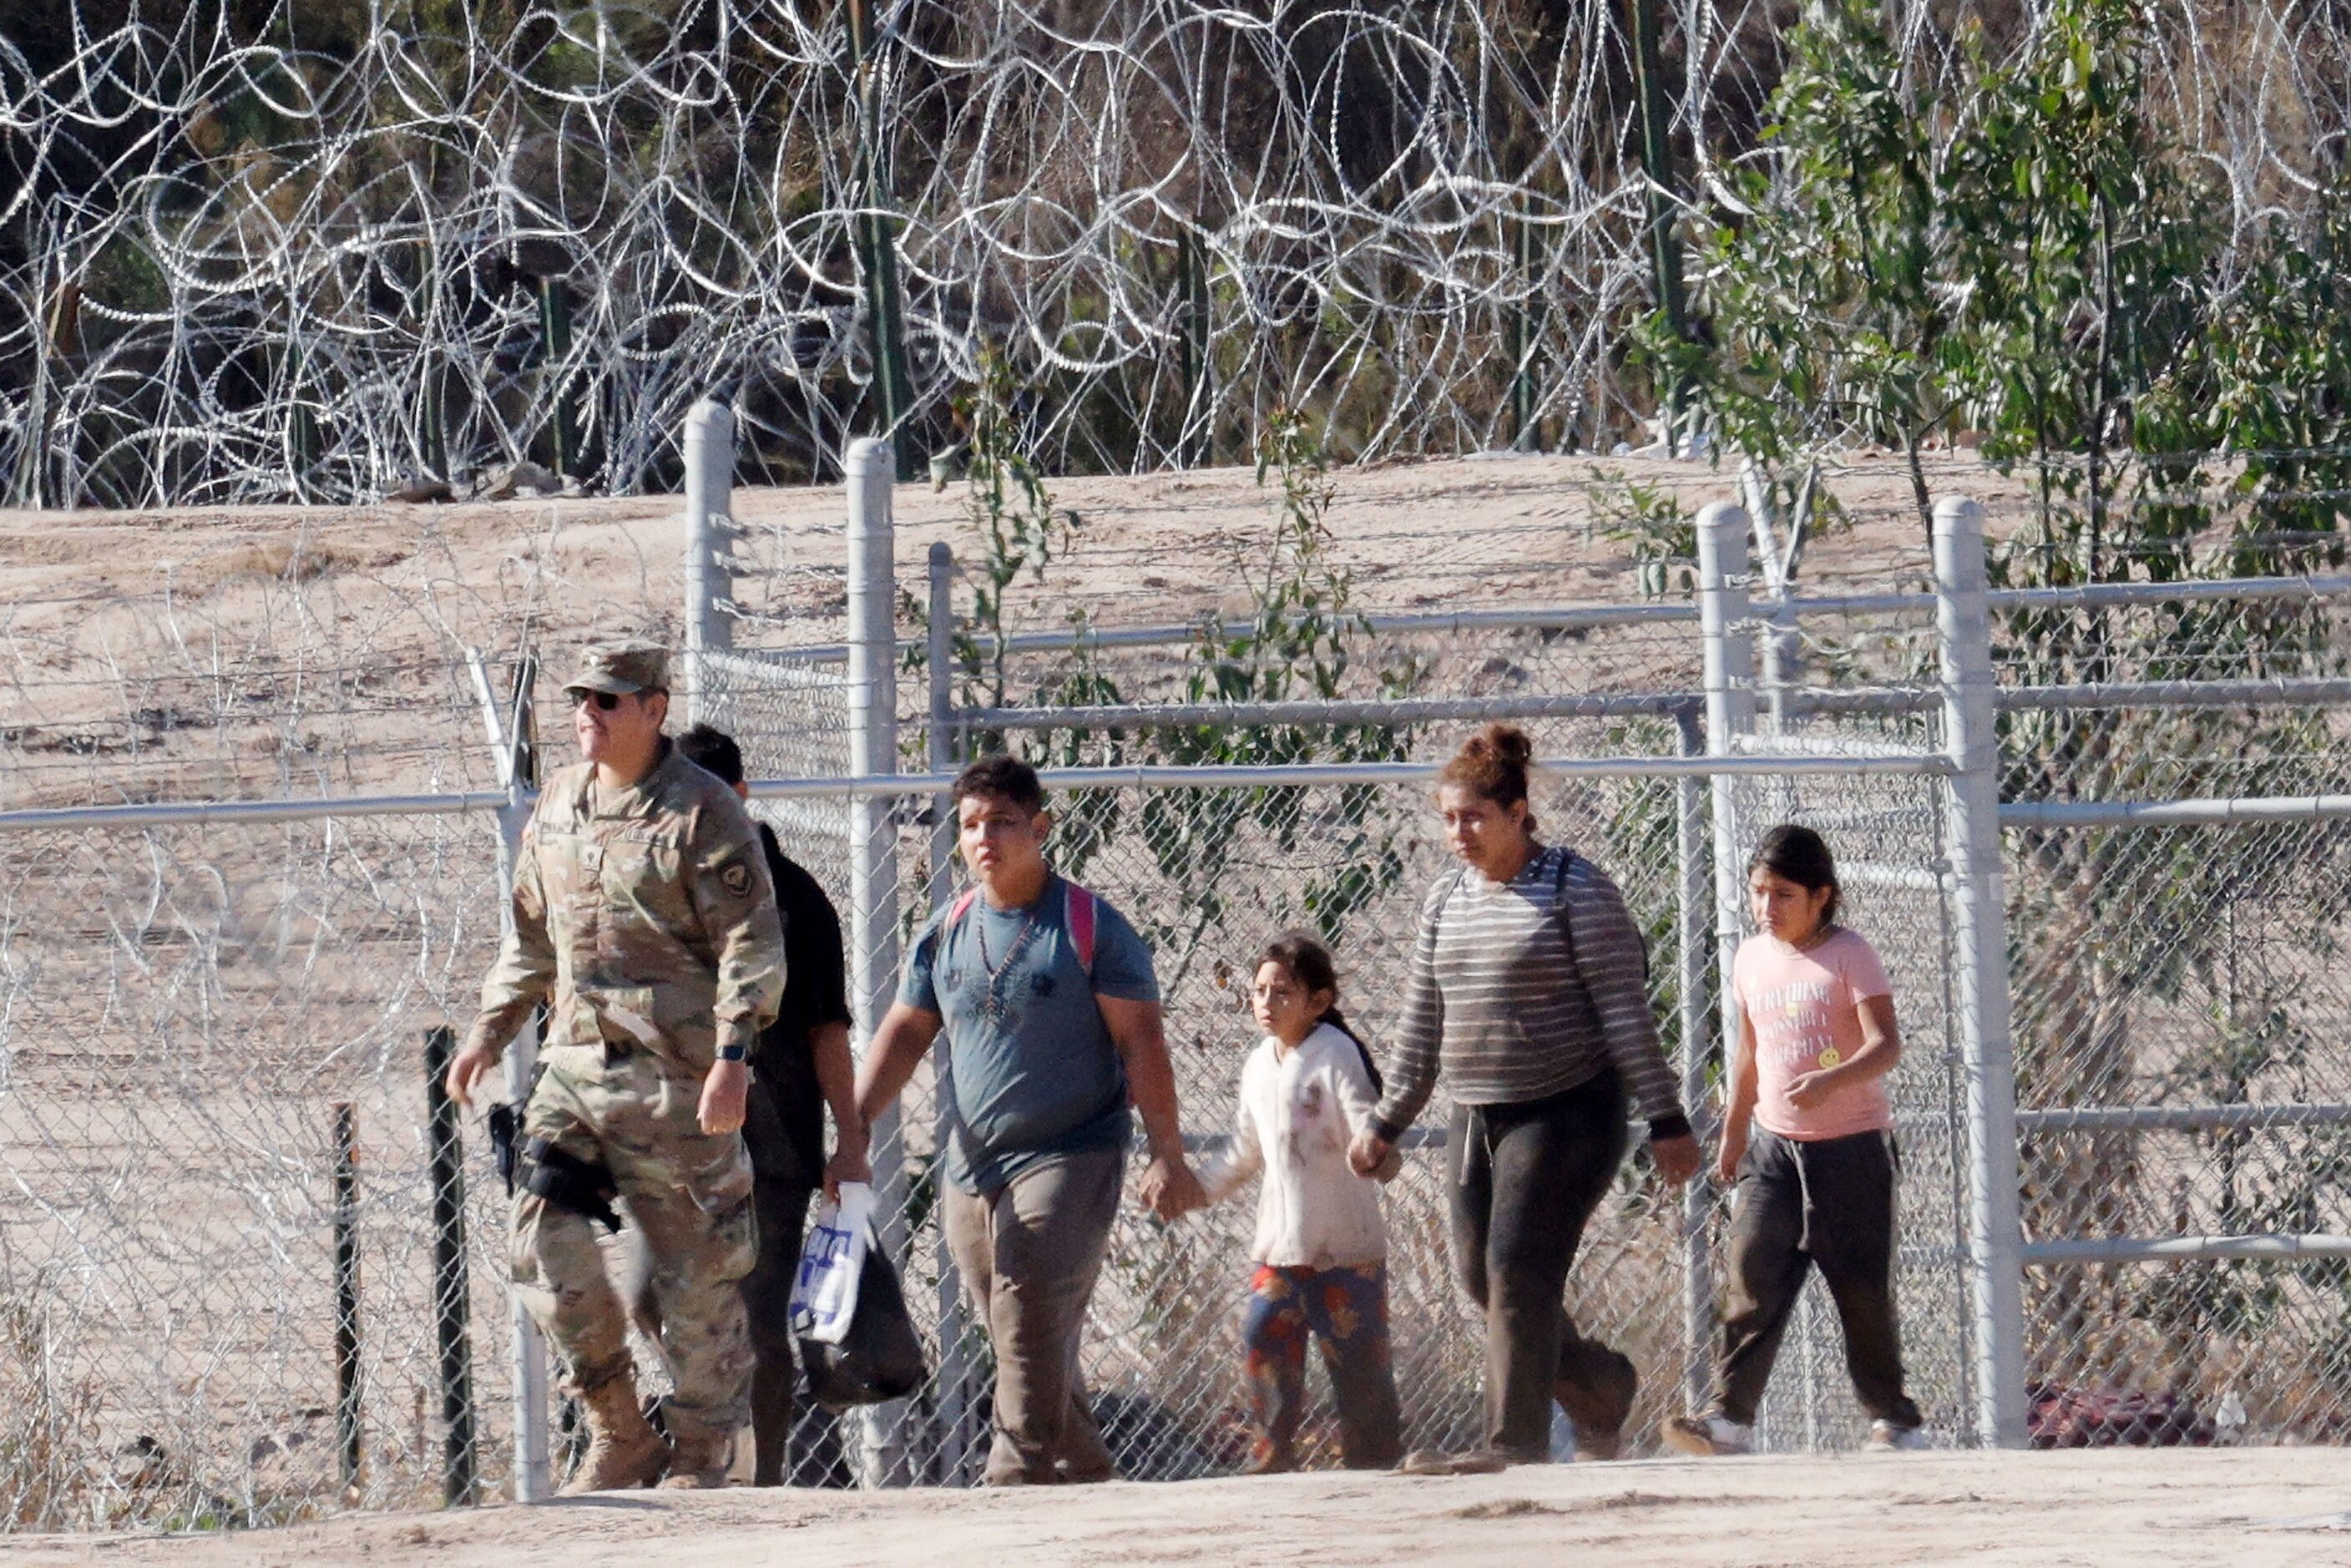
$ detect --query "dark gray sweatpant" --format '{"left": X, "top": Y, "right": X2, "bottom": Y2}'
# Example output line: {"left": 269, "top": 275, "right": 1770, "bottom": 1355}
{"left": 1714, "top": 1126, "right": 1923, "bottom": 1429}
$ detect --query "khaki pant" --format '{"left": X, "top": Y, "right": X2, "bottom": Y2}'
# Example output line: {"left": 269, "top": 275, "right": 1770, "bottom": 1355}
{"left": 510, "top": 1045, "right": 757, "bottom": 1442}
{"left": 942, "top": 1148, "right": 1124, "bottom": 1485}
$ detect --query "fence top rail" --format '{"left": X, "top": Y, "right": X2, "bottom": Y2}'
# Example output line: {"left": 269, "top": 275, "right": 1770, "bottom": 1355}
{"left": 960, "top": 691, "right": 1703, "bottom": 733}
{"left": 743, "top": 752, "right": 1952, "bottom": 799}
{"left": 2001, "top": 793, "right": 2351, "bottom": 828}
{"left": 0, "top": 791, "right": 512, "bottom": 833}
{"left": 737, "top": 601, "right": 1706, "bottom": 662}
{"left": 741, "top": 571, "right": 2351, "bottom": 668}
{"left": 1774, "top": 571, "right": 2351, "bottom": 620}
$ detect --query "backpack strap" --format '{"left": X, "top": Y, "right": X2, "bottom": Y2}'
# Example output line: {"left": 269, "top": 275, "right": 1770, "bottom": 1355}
{"left": 1063, "top": 882, "right": 1098, "bottom": 978}
{"left": 943, "top": 883, "right": 1096, "bottom": 979}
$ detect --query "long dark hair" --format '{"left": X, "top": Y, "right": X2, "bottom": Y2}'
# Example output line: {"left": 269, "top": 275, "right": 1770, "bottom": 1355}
{"left": 1256, "top": 931, "right": 1383, "bottom": 1094}
{"left": 1748, "top": 823, "right": 1843, "bottom": 928}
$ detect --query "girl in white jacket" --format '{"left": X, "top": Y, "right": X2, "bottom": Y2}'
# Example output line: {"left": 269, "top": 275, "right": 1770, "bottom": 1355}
{"left": 1197, "top": 933, "right": 1403, "bottom": 1473}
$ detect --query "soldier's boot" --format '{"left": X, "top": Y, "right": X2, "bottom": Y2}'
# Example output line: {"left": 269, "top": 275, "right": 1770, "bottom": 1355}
{"left": 657, "top": 1417, "right": 735, "bottom": 1490}
{"left": 559, "top": 1375, "right": 670, "bottom": 1496}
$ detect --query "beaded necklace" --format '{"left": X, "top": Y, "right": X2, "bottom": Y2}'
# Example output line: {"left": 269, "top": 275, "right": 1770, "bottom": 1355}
{"left": 971, "top": 901, "right": 1045, "bottom": 1024}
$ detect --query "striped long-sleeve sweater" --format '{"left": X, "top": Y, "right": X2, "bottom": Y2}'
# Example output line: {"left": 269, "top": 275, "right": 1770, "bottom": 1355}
{"left": 1369, "top": 844, "right": 1691, "bottom": 1143}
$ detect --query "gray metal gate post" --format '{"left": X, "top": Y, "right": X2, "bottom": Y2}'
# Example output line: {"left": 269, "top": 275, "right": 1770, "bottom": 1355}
{"left": 465, "top": 650, "right": 551, "bottom": 1500}
{"left": 1695, "top": 503, "right": 1757, "bottom": 1031}
{"left": 923, "top": 540, "right": 978, "bottom": 1484}
{"left": 1693, "top": 504, "right": 1755, "bottom": 1419}
{"left": 845, "top": 437, "right": 912, "bottom": 1482}
{"left": 682, "top": 397, "right": 736, "bottom": 726}
{"left": 1932, "top": 496, "right": 2029, "bottom": 1449}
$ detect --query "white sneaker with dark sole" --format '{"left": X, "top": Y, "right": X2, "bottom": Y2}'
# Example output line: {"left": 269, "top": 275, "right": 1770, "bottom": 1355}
{"left": 1661, "top": 1414, "right": 1752, "bottom": 1457}
{"left": 1867, "top": 1420, "right": 1929, "bottom": 1452}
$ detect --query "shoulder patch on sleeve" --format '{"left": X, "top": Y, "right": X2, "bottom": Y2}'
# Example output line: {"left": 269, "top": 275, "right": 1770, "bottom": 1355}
{"left": 717, "top": 852, "right": 754, "bottom": 898}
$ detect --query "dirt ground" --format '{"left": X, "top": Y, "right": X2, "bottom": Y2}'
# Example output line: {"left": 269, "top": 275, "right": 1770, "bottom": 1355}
{"left": 7, "top": 1449, "right": 2349, "bottom": 1568}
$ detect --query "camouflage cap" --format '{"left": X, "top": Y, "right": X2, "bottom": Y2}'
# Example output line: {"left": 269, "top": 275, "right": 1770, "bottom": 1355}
{"left": 563, "top": 640, "right": 670, "bottom": 696}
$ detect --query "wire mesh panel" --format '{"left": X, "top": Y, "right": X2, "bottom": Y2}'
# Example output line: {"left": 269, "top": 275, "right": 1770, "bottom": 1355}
{"left": 0, "top": 813, "right": 513, "bottom": 1529}
{"left": 2007, "top": 816, "right": 2351, "bottom": 1444}
{"left": 1718, "top": 754, "right": 1970, "bottom": 1453}
{"left": 695, "top": 650, "right": 857, "bottom": 898}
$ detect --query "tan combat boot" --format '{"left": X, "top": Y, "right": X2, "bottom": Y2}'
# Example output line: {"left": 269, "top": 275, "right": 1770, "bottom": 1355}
{"left": 657, "top": 1418, "right": 734, "bottom": 1490}
{"left": 559, "top": 1376, "right": 670, "bottom": 1496}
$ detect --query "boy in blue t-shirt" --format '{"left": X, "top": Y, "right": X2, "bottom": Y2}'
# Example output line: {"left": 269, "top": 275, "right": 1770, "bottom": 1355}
{"left": 856, "top": 756, "right": 1202, "bottom": 1485}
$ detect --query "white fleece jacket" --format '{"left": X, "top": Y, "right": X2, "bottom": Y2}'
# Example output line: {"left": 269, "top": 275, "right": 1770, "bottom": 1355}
{"left": 1198, "top": 1022, "right": 1388, "bottom": 1268}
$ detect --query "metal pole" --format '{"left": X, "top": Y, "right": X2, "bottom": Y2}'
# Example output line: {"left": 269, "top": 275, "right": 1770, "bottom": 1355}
{"left": 331, "top": 1102, "right": 363, "bottom": 1493}
{"left": 1671, "top": 704, "right": 1713, "bottom": 1414}
{"left": 1695, "top": 501, "right": 1756, "bottom": 1026}
{"left": 846, "top": 436, "right": 909, "bottom": 1484}
{"left": 1695, "top": 506, "right": 1754, "bottom": 1430}
{"left": 1177, "top": 222, "right": 1211, "bottom": 469}
{"left": 847, "top": 0, "right": 913, "bottom": 469}
{"left": 422, "top": 1027, "right": 479, "bottom": 1506}
{"left": 682, "top": 397, "right": 737, "bottom": 726}
{"left": 1933, "top": 495, "right": 2028, "bottom": 1449}
{"left": 538, "top": 277, "right": 576, "bottom": 478}
{"left": 923, "top": 540, "right": 975, "bottom": 1485}
{"left": 1625, "top": 0, "right": 1691, "bottom": 432}
{"left": 469, "top": 650, "right": 553, "bottom": 1501}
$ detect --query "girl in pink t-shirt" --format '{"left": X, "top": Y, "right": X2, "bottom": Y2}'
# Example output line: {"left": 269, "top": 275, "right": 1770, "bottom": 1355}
{"left": 1665, "top": 824, "right": 1927, "bottom": 1458}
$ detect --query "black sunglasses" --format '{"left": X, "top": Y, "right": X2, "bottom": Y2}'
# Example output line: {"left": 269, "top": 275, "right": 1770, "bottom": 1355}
{"left": 570, "top": 690, "right": 627, "bottom": 711}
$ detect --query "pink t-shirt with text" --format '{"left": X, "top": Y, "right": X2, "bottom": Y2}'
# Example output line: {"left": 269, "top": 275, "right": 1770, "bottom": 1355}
{"left": 1733, "top": 928, "right": 1895, "bottom": 1142}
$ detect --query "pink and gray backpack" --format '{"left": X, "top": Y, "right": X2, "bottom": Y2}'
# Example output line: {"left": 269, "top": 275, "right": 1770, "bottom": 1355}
{"left": 945, "top": 881, "right": 1100, "bottom": 978}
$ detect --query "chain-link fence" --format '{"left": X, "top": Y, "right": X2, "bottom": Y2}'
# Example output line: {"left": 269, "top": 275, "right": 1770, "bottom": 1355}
{"left": 0, "top": 810, "right": 517, "bottom": 1529}
{"left": 8, "top": 473, "right": 2351, "bottom": 1533}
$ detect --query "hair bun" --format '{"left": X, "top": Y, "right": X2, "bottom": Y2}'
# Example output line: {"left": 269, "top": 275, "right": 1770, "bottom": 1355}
{"left": 1481, "top": 724, "right": 1534, "bottom": 767}
{"left": 1440, "top": 723, "right": 1536, "bottom": 809}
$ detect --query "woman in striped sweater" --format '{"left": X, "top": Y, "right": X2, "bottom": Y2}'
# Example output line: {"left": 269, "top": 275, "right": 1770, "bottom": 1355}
{"left": 1348, "top": 725, "right": 1701, "bottom": 1469}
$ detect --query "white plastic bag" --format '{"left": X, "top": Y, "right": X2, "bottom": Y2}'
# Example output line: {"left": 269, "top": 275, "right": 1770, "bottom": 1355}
{"left": 788, "top": 1181, "right": 877, "bottom": 1346}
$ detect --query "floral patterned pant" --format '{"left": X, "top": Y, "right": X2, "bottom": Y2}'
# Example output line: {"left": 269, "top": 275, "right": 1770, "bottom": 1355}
{"left": 1240, "top": 1262, "right": 1404, "bottom": 1469}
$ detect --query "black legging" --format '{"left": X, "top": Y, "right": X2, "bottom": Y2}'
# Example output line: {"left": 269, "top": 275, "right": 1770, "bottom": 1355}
{"left": 1449, "top": 1070, "right": 1636, "bottom": 1458}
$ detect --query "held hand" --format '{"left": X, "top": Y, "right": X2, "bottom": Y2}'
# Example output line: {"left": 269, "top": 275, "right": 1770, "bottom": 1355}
{"left": 1651, "top": 1133, "right": 1702, "bottom": 1187}
{"left": 445, "top": 1041, "right": 500, "bottom": 1109}
{"left": 1714, "top": 1134, "right": 1747, "bottom": 1188}
{"left": 698, "top": 1059, "right": 751, "bottom": 1136}
{"left": 1347, "top": 1129, "right": 1393, "bottom": 1179}
{"left": 823, "top": 1133, "right": 873, "bottom": 1205}
{"left": 1784, "top": 1070, "right": 1838, "bottom": 1110}
{"left": 1139, "top": 1154, "right": 1207, "bottom": 1222}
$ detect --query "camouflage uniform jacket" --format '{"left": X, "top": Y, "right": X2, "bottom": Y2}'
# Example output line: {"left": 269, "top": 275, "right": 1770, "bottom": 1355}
{"left": 466, "top": 741, "right": 786, "bottom": 1073}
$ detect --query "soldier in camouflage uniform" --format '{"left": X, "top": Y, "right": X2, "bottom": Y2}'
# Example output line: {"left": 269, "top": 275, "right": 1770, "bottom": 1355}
{"left": 446, "top": 640, "right": 786, "bottom": 1493}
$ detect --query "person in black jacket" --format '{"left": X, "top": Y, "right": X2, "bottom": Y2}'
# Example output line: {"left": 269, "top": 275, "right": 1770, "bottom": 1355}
{"left": 619, "top": 723, "right": 867, "bottom": 1485}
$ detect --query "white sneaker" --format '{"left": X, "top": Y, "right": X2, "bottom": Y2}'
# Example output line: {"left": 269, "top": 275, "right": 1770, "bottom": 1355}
{"left": 1867, "top": 1419, "right": 1929, "bottom": 1452}
{"left": 1661, "top": 1414, "right": 1752, "bottom": 1457}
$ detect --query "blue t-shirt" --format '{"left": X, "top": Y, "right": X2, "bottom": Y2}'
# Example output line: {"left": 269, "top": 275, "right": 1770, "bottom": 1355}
{"left": 898, "top": 874, "right": 1160, "bottom": 1193}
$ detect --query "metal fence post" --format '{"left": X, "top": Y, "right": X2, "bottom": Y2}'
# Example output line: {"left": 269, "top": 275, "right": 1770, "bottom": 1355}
{"left": 1671, "top": 702, "right": 1714, "bottom": 1413}
{"left": 1933, "top": 495, "right": 2029, "bottom": 1449}
{"left": 923, "top": 540, "right": 978, "bottom": 1485}
{"left": 682, "top": 397, "right": 736, "bottom": 726}
{"left": 845, "top": 436, "right": 910, "bottom": 1484}
{"left": 331, "top": 1102, "right": 363, "bottom": 1493}
{"left": 468, "top": 649, "right": 550, "bottom": 1500}
{"left": 422, "top": 1027, "right": 479, "bottom": 1507}
{"left": 1695, "top": 500, "right": 1756, "bottom": 1004}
